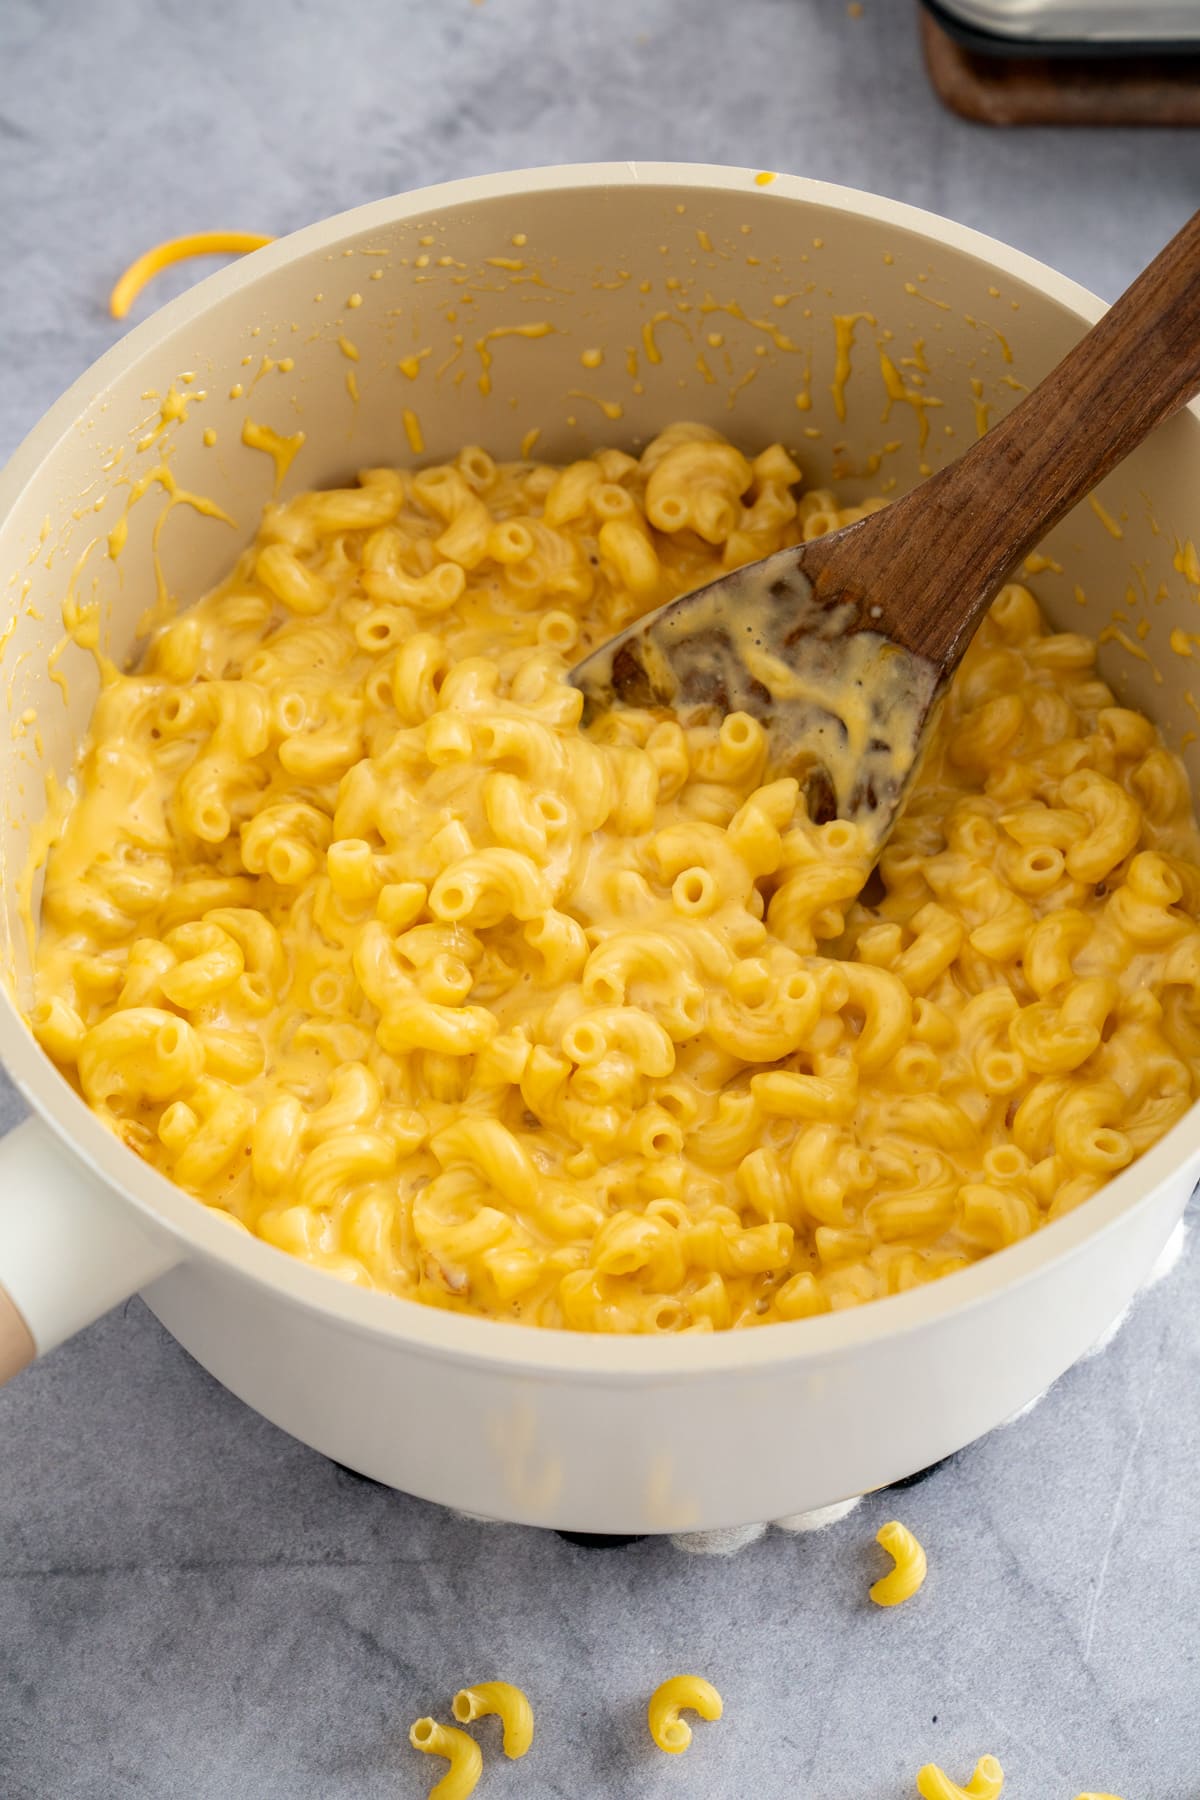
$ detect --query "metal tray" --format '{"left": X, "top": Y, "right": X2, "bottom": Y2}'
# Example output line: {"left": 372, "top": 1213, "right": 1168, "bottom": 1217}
{"left": 925, "top": 0, "right": 1200, "bottom": 54}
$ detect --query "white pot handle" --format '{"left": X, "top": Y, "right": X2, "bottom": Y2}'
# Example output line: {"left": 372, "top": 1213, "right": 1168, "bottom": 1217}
{"left": 0, "top": 1114, "right": 180, "bottom": 1383}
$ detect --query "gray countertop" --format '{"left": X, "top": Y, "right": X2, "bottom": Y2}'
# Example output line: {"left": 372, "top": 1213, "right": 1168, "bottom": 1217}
{"left": 3, "top": 3, "right": 1200, "bottom": 1795}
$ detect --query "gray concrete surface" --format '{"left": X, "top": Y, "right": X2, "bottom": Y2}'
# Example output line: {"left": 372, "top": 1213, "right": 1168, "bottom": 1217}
{"left": 2, "top": 1, "right": 1200, "bottom": 1795}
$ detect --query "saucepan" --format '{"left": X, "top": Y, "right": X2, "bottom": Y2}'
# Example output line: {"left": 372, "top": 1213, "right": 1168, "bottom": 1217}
{"left": 0, "top": 165, "right": 1196, "bottom": 1532}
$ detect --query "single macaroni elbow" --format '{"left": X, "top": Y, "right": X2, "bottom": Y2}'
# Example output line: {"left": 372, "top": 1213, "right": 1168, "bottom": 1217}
{"left": 647, "top": 1674, "right": 723, "bottom": 1754}
{"left": 870, "top": 1519, "right": 928, "bottom": 1607}
{"left": 451, "top": 1681, "right": 534, "bottom": 1759}
{"left": 408, "top": 1718, "right": 483, "bottom": 1800}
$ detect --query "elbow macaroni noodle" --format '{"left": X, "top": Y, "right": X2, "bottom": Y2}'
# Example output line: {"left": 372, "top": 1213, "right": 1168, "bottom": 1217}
{"left": 451, "top": 1682, "right": 534, "bottom": 1759}
{"left": 647, "top": 1674, "right": 724, "bottom": 1754}
{"left": 31, "top": 422, "right": 1200, "bottom": 1331}
{"left": 917, "top": 1757, "right": 1005, "bottom": 1800}
{"left": 408, "top": 1718, "right": 483, "bottom": 1800}
{"left": 869, "top": 1519, "right": 927, "bottom": 1607}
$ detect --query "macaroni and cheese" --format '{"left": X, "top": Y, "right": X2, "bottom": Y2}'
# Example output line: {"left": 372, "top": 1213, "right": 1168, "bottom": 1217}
{"left": 30, "top": 423, "right": 1200, "bottom": 1331}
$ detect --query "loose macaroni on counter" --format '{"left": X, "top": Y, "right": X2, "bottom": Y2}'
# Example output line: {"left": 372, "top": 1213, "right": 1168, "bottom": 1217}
{"left": 917, "top": 1755, "right": 1004, "bottom": 1800}
{"left": 408, "top": 1718, "right": 483, "bottom": 1800}
{"left": 30, "top": 423, "right": 1200, "bottom": 1331}
{"left": 870, "top": 1519, "right": 927, "bottom": 1607}
{"left": 452, "top": 1682, "right": 534, "bottom": 1759}
{"left": 647, "top": 1674, "right": 724, "bottom": 1753}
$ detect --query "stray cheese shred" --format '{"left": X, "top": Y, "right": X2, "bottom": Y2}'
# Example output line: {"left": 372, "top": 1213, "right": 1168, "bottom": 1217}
{"left": 110, "top": 233, "right": 274, "bottom": 320}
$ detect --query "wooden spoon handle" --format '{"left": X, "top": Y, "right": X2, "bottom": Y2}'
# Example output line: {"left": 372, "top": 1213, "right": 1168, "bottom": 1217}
{"left": 864, "top": 207, "right": 1200, "bottom": 672}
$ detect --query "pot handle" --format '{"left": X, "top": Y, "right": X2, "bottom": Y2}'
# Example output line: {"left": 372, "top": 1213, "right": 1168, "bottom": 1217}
{"left": 0, "top": 1114, "right": 180, "bottom": 1383}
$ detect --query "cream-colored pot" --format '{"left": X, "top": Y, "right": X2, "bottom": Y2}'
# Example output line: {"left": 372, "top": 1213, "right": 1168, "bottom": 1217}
{"left": 0, "top": 166, "right": 1197, "bottom": 1532}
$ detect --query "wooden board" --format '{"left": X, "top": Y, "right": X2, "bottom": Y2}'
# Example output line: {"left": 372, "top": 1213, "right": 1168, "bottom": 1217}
{"left": 920, "top": 8, "right": 1200, "bottom": 125}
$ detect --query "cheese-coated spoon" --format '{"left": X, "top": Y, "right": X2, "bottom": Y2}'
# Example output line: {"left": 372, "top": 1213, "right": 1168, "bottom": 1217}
{"left": 571, "top": 209, "right": 1200, "bottom": 848}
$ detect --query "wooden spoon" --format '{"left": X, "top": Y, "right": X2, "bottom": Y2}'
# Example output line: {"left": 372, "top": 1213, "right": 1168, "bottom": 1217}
{"left": 571, "top": 209, "right": 1200, "bottom": 849}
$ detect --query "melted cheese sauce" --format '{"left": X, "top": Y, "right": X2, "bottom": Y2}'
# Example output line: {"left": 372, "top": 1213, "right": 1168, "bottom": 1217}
{"left": 27, "top": 423, "right": 1200, "bottom": 1333}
